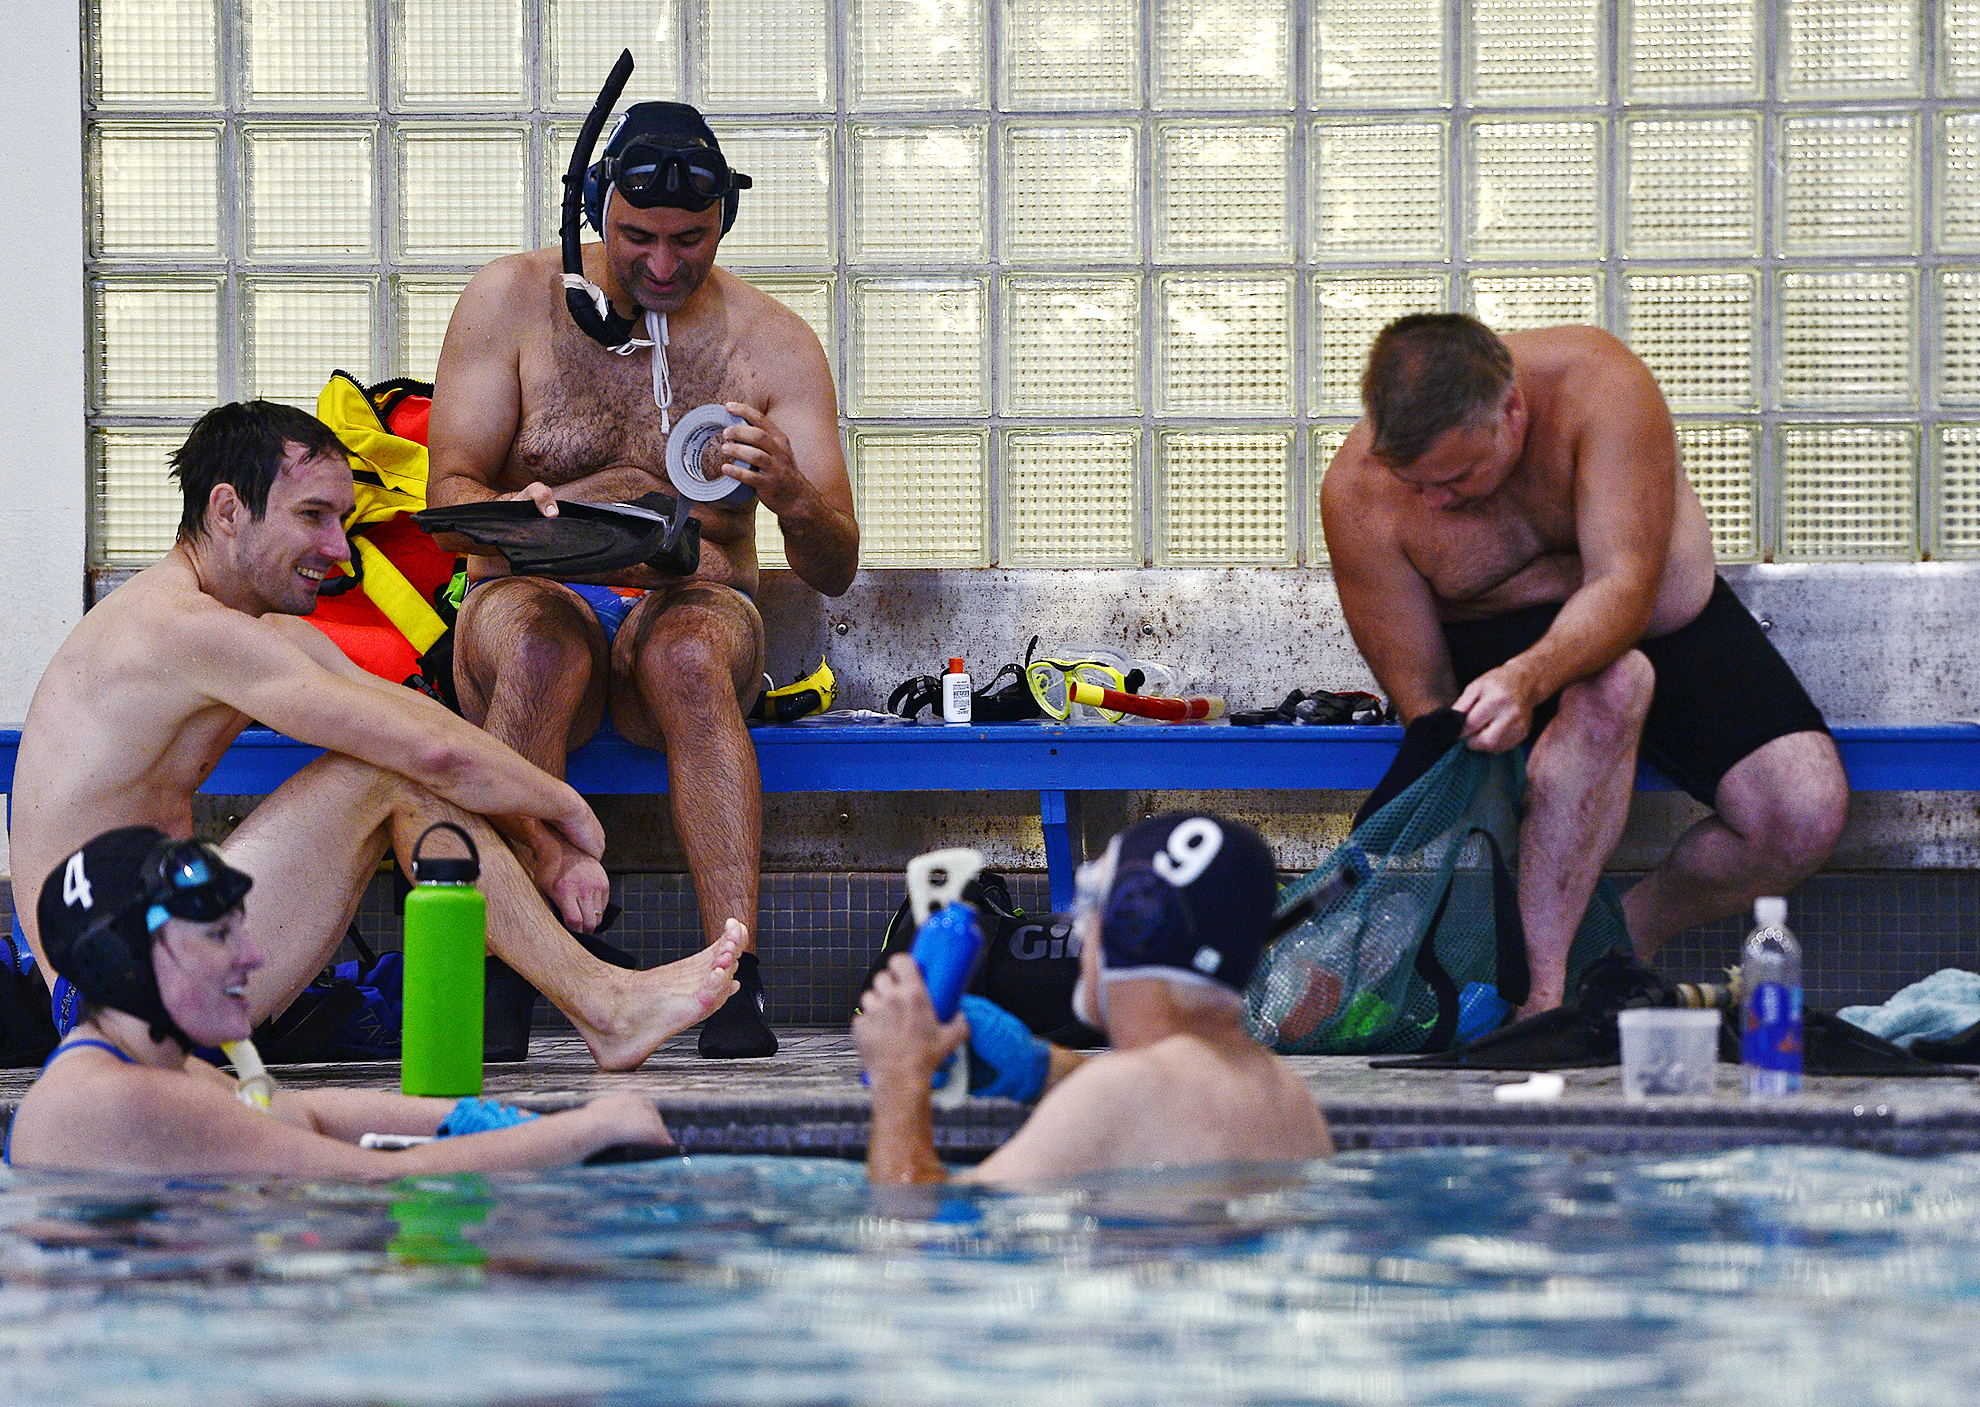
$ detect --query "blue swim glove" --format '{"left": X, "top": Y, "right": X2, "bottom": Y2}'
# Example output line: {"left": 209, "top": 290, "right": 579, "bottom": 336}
{"left": 436, "top": 1097, "right": 540, "bottom": 1137}
{"left": 957, "top": 994, "right": 1050, "bottom": 1101}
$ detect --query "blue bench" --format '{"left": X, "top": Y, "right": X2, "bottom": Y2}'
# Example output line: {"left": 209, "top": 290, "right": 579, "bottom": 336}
{"left": 6, "top": 722, "right": 1980, "bottom": 911}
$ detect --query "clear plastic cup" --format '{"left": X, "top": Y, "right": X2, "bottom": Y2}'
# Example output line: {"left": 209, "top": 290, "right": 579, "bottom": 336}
{"left": 1617, "top": 1008, "right": 1723, "bottom": 1099}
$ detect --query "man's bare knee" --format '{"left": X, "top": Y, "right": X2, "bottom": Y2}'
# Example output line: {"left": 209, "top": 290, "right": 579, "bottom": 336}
{"left": 1539, "top": 651, "right": 1654, "bottom": 761}
{"left": 460, "top": 583, "right": 602, "bottom": 683}
{"left": 1720, "top": 739, "right": 1849, "bottom": 884}
{"left": 644, "top": 616, "right": 759, "bottom": 700}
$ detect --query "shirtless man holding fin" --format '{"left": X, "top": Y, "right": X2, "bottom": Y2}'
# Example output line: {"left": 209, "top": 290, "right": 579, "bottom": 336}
{"left": 428, "top": 96, "right": 858, "bottom": 1059}
{"left": 9, "top": 400, "right": 739, "bottom": 1072}
{"left": 1322, "top": 314, "right": 1847, "bottom": 1017}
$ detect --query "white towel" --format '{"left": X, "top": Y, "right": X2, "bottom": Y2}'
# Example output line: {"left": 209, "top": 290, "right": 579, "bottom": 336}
{"left": 1838, "top": 968, "right": 1980, "bottom": 1047}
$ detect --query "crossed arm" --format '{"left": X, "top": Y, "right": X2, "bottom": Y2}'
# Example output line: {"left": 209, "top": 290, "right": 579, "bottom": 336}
{"left": 180, "top": 600, "right": 603, "bottom": 859}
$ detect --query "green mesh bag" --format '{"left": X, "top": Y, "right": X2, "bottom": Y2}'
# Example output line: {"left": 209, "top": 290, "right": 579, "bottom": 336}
{"left": 1246, "top": 710, "right": 1627, "bottom": 1056}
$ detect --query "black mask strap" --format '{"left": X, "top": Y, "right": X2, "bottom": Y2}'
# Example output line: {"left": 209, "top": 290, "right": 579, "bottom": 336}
{"left": 562, "top": 49, "right": 645, "bottom": 352}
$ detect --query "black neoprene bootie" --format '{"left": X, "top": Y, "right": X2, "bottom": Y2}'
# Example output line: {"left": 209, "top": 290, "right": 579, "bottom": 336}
{"left": 697, "top": 951, "right": 778, "bottom": 1058}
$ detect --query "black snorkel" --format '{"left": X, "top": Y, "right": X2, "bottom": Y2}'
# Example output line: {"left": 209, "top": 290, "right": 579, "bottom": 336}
{"left": 562, "top": 48, "right": 644, "bottom": 352}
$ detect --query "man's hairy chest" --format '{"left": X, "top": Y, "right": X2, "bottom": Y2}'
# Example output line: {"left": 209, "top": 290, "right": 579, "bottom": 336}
{"left": 508, "top": 323, "right": 746, "bottom": 488}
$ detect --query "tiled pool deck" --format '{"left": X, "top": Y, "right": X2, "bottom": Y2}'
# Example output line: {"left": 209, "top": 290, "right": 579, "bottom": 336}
{"left": 6, "top": 1030, "right": 1974, "bottom": 1161}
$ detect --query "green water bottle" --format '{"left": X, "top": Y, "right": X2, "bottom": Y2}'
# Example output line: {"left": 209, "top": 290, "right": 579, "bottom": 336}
{"left": 401, "top": 822, "right": 486, "bottom": 1097}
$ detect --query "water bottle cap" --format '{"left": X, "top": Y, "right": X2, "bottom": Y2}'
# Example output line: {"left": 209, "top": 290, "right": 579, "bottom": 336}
{"left": 415, "top": 856, "right": 479, "bottom": 884}
{"left": 1754, "top": 896, "right": 1787, "bottom": 927}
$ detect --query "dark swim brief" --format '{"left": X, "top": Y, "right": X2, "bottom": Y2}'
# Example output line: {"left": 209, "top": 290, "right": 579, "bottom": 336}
{"left": 1440, "top": 576, "right": 1830, "bottom": 808}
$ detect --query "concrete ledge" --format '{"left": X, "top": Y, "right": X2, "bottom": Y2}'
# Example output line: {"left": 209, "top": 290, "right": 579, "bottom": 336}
{"left": 5, "top": 1031, "right": 1976, "bottom": 1162}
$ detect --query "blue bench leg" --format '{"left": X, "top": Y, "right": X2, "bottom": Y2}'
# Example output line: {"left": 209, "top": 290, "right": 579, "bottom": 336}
{"left": 1041, "top": 790, "right": 1077, "bottom": 913}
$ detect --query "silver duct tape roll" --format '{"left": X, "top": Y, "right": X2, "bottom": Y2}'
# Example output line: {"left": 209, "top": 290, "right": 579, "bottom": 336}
{"left": 666, "top": 403, "right": 755, "bottom": 505}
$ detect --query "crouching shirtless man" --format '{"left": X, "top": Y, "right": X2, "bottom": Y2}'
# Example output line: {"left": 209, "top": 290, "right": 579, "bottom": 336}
{"left": 1322, "top": 314, "right": 1848, "bottom": 1017}
{"left": 854, "top": 813, "right": 1332, "bottom": 1186}
{"left": 8, "top": 400, "right": 738, "bottom": 1072}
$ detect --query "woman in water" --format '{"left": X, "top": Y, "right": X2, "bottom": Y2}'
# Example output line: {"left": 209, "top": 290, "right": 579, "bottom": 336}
{"left": 8, "top": 826, "right": 671, "bottom": 1174}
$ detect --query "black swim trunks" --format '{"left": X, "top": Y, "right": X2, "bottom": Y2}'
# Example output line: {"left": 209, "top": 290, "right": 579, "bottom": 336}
{"left": 1440, "top": 576, "right": 1830, "bottom": 808}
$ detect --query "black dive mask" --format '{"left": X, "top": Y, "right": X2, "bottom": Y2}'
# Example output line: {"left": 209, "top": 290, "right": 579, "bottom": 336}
{"left": 140, "top": 839, "right": 255, "bottom": 932}
{"left": 588, "top": 136, "right": 751, "bottom": 227}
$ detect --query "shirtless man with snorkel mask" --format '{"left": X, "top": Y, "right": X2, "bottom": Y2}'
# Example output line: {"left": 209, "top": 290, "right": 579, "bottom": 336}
{"left": 427, "top": 56, "right": 859, "bottom": 1060}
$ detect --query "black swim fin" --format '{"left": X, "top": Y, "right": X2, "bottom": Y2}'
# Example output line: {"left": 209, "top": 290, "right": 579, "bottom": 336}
{"left": 1369, "top": 1004, "right": 1619, "bottom": 1071}
{"left": 1910, "top": 1017, "right": 1980, "bottom": 1064}
{"left": 1796, "top": 1009, "right": 1973, "bottom": 1077}
{"left": 415, "top": 494, "right": 701, "bottom": 578}
{"left": 1373, "top": 991, "right": 1969, "bottom": 1077}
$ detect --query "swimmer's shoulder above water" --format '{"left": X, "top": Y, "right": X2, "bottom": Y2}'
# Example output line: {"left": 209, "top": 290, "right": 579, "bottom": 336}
{"left": 7, "top": 826, "right": 671, "bottom": 1178}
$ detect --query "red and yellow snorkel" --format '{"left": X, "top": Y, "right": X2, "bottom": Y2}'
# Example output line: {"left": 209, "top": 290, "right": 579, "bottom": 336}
{"left": 1066, "top": 676, "right": 1225, "bottom": 722}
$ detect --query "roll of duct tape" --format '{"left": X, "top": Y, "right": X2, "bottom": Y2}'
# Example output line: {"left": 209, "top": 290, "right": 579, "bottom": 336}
{"left": 666, "top": 403, "right": 755, "bottom": 506}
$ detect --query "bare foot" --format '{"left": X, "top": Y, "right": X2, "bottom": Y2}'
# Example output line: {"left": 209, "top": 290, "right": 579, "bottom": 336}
{"left": 580, "top": 925, "right": 743, "bottom": 1071}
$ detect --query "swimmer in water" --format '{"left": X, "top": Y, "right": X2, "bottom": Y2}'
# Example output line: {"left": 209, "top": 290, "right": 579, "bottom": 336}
{"left": 853, "top": 812, "right": 1332, "bottom": 1186}
{"left": 6, "top": 827, "right": 674, "bottom": 1176}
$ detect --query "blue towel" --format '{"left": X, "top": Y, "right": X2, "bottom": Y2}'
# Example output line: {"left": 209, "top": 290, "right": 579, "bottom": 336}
{"left": 1838, "top": 968, "right": 1980, "bottom": 1047}
{"left": 436, "top": 1097, "right": 539, "bottom": 1137}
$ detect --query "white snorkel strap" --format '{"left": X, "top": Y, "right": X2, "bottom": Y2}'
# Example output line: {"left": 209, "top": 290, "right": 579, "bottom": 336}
{"left": 648, "top": 310, "right": 673, "bottom": 433}
{"left": 561, "top": 272, "right": 652, "bottom": 356}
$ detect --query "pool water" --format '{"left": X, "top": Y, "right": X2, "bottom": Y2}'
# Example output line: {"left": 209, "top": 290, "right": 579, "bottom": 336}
{"left": 1, "top": 1146, "right": 1978, "bottom": 1405}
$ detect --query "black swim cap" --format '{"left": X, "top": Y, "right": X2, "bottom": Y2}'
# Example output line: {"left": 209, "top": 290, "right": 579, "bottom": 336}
{"left": 38, "top": 827, "right": 253, "bottom": 1051}
{"left": 1099, "top": 811, "right": 1279, "bottom": 994}
{"left": 583, "top": 102, "right": 751, "bottom": 234}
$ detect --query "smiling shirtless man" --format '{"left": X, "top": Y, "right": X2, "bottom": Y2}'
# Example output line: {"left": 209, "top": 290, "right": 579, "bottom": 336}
{"left": 9, "top": 400, "right": 738, "bottom": 1071}
{"left": 427, "top": 100, "right": 858, "bottom": 1059}
{"left": 1322, "top": 314, "right": 1848, "bottom": 1017}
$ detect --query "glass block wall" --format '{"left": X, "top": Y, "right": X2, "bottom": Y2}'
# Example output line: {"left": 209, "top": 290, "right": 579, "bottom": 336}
{"left": 81, "top": 0, "right": 1980, "bottom": 568}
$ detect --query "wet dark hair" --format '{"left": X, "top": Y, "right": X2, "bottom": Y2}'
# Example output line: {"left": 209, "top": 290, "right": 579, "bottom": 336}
{"left": 169, "top": 400, "right": 350, "bottom": 542}
{"left": 1361, "top": 313, "right": 1516, "bottom": 467}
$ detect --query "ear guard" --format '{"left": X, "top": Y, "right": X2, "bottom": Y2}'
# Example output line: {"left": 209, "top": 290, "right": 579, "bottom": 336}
{"left": 61, "top": 909, "right": 201, "bottom": 1054}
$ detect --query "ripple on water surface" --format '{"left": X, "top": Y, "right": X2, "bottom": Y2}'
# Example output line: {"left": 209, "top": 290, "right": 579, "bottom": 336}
{"left": 0, "top": 1147, "right": 1978, "bottom": 1405}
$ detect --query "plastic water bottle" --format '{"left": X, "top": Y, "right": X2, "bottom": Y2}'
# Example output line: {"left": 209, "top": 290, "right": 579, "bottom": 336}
{"left": 1741, "top": 895, "right": 1803, "bottom": 1097}
{"left": 941, "top": 658, "right": 972, "bottom": 724}
{"left": 401, "top": 822, "right": 486, "bottom": 1097}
